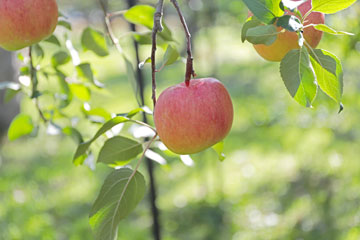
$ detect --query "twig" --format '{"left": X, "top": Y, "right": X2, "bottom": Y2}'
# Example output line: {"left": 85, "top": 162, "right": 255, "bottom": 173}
{"left": 110, "top": 133, "right": 158, "bottom": 239}
{"left": 98, "top": 0, "right": 123, "bottom": 53}
{"left": 151, "top": 0, "right": 165, "bottom": 107}
{"left": 170, "top": 0, "right": 195, "bottom": 86}
{"left": 29, "top": 46, "right": 47, "bottom": 123}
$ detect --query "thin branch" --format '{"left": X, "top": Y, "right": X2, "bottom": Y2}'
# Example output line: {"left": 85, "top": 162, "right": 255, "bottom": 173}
{"left": 110, "top": 133, "right": 158, "bottom": 238}
{"left": 151, "top": 0, "right": 165, "bottom": 107}
{"left": 170, "top": 0, "right": 195, "bottom": 86}
{"left": 98, "top": 0, "right": 123, "bottom": 53}
{"left": 29, "top": 46, "right": 47, "bottom": 123}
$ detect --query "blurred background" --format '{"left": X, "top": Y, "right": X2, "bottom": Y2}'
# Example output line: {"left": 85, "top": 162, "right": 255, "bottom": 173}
{"left": 1, "top": 0, "right": 360, "bottom": 239}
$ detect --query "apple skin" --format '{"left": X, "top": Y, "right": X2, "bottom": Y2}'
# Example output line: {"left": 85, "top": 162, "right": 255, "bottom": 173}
{"left": 251, "top": 0, "right": 325, "bottom": 62}
{"left": 0, "top": 0, "right": 58, "bottom": 51}
{"left": 154, "top": 78, "right": 233, "bottom": 155}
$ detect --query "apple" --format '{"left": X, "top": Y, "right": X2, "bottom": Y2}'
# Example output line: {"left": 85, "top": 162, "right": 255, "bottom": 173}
{"left": 251, "top": 0, "right": 325, "bottom": 62}
{"left": 0, "top": 0, "right": 58, "bottom": 51}
{"left": 154, "top": 78, "right": 233, "bottom": 155}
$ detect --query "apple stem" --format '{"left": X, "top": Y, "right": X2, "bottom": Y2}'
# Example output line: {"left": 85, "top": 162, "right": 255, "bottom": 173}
{"left": 170, "top": 0, "right": 196, "bottom": 87}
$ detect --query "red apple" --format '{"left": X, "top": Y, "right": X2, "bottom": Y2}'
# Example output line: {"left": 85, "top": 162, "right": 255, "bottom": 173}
{"left": 0, "top": 0, "right": 58, "bottom": 51}
{"left": 251, "top": 0, "right": 325, "bottom": 62}
{"left": 154, "top": 78, "right": 233, "bottom": 155}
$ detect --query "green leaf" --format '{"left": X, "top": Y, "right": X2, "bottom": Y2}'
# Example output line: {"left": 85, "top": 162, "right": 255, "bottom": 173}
{"left": 81, "top": 27, "right": 109, "bottom": 57}
{"left": 212, "top": 141, "right": 226, "bottom": 161}
{"left": 124, "top": 5, "right": 155, "bottom": 29}
{"left": 58, "top": 20, "right": 72, "bottom": 30}
{"left": 51, "top": 51, "right": 71, "bottom": 67}
{"left": 138, "top": 57, "right": 151, "bottom": 69}
{"left": 32, "top": 44, "right": 44, "bottom": 59}
{"left": 245, "top": 25, "right": 278, "bottom": 45}
{"left": 276, "top": 15, "right": 302, "bottom": 32}
{"left": 56, "top": 70, "right": 72, "bottom": 108}
{"left": 312, "top": 0, "right": 357, "bottom": 14}
{"left": 241, "top": 17, "right": 262, "bottom": 42}
{"left": 4, "top": 88, "right": 21, "bottom": 103}
{"left": 8, "top": 114, "right": 34, "bottom": 141}
{"left": 44, "top": 35, "right": 61, "bottom": 46}
{"left": 280, "top": 48, "right": 317, "bottom": 107}
{"left": 63, "top": 127, "right": 84, "bottom": 144}
{"left": 309, "top": 49, "right": 343, "bottom": 103}
{"left": 308, "top": 24, "right": 354, "bottom": 35}
{"left": 69, "top": 83, "right": 91, "bottom": 101}
{"left": 118, "top": 106, "right": 152, "bottom": 118}
{"left": 83, "top": 107, "right": 112, "bottom": 122}
{"left": 242, "top": 0, "right": 284, "bottom": 24}
{"left": 162, "top": 45, "right": 179, "bottom": 66}
{"left": 133, "top": 32, "right": 153, "bottom": 45}
{"left": 76, "top": 63, "right": 103, "bottom": 88}
{"left": 90, "top": 168, "right": 146, "bottom": 240}
{"left": 72, "top": 116, "right": 130, "bottom": 165}
{"left": 98, "top": 136, "right": 143, "bottom": 165}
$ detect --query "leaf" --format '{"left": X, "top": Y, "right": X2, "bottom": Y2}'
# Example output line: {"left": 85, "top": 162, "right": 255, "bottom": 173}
{"left": 311, "top": 0, "right": 357, "bottom": 14}
{"left": 89, "top": 168, "right": 146, "bottom": 240}
{"left": 123, "top": 55, "right": 141, "bottom": 106}
{"left": 309, "top": 49, "right": 343, "bottom": 103}
{"left": 138, "top": 57, "right": 151, "bottom": 69}
{"left": 245, "top": 25, "right": 278, "bottom": 45}
{"left": 133, "top": 32, "right": 152, "bottom": 45}
{"left": 56, "top": 70, "right": 72, "bottom": 108}
{"left": 44, "top": 35, "right": 61, "bottom": 46}
{"left": 51, "top": 51, "right": 71, "bottom": 67}
{"left": 280, "top": 48, "right": 317, "bottom": 107}
{"left": 276, "top": 15, "right": 302, "bottom": 32}
{"left": 83, "top": 107, "right": 112, "bottom": 122}
{"left": 58, "top": 20, "right": 72, "bottom": 30}
{"left": 4, "top": 88, "right": 21, "bottom": 103}
{"left": 242, "top": 0, "right": 284, "bottom": 24}
{"left": 308, "top": 24, "right": 354, "bottom": 35}
{"left": 98, "top": 136, "right": 143, "bottom": 165}
{"left": 162, "top": 45, "right": 180, "bottom": 66}
{"left": 124, "top": 5, "right": 155, "bottom": 29}
{"left": 212, "top": 141, "right": 226, "bottom": 161}
{"left": 69, "top": 83, "right": 91, "bottom": 101}
{"left": 76, "top": 63, "right": 104, "bottom": 88}
{"left": 63, "top": 127, "right": 84, "bottom": 144}
{"left": 72, "top": 116, "right": 130, "bottom": 165}
{"left": 241, "top": 17, "right": 262, "bottom": 42}
{"left": 32, "top": 44, "right": 44, "bottom": 59}
{"left": 8, "top": 114, "right": 34, "bottom": 141}
{"left": 81, "top": 27, "right": 109, "bottom": 57}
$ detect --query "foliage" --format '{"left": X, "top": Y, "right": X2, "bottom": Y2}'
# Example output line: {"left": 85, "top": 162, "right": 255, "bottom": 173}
{"left": 0, "top": 0, "right": 359, "bottom": 239}
{"left": 241, "top": 0, "right": 356, "bottom": 109}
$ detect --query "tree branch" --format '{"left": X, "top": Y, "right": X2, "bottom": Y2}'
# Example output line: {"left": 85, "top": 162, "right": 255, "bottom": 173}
{"left": 98, "top": 0, "right": 123, "bottom": 54}
{"left": 151, "top": 0, "right": 165, "bottom": 107}
{"left": 170, "top": 0, "right": 195, "bottom": 86}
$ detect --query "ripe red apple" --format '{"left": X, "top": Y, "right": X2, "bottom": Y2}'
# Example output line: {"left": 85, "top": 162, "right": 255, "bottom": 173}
{"left": 251, "top": 0, "right": 325, "bottom": 62}
{"left": 154, "top": 78, "right": 233, "bottom": 155}
{"left": 0, "top": 0, "right": 58, "bottom": 51}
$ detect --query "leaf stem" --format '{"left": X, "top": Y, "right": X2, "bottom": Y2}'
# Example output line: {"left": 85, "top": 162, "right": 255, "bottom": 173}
{"left": 170, "top": 0, "right": 196, "bottom": 86}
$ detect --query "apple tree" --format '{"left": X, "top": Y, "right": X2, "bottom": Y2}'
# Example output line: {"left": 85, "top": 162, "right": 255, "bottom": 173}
{"left": 0, "top": 0, "right": 358, "bottom": 239}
